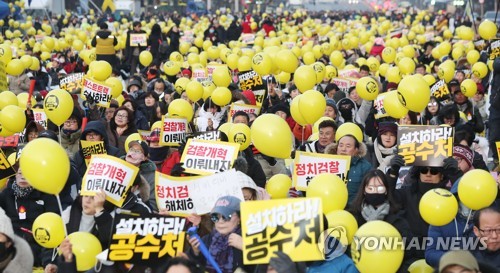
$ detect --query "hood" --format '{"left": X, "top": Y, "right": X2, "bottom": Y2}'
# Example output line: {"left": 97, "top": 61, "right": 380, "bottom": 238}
{"left": 97, "top": 30, "right": 112, "bottom": 39}
{"left": 324, "top": 141, "right": 367, "bottom": 158}
{"left": 80, "top": 120, "right": 109, "bottom": 146}
{"left": 4, "top": 235, "right": 34, "bottom": 273}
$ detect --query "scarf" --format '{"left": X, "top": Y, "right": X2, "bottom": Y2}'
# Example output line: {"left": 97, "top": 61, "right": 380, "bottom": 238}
{"left": 12, "top": 182, "right": 34, "bottom": 198}
{"left": 373, "top": 139, "right": 395, "bottom": 171}
{"left": 361, "top": 202, "right": 390, "bottom": 222}
{"left": 207, "top": 227, "right": 241, "bottom": 273}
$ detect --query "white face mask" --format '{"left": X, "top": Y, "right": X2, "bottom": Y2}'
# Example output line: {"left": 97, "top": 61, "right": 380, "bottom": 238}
{"left": 59, "top": 58, "right": 65, "bottom": 63}
{"left": 126, "top": 152, "right": 145, "bottom": 165}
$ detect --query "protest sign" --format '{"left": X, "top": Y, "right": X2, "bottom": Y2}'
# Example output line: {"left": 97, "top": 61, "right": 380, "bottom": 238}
{"left": 338, "top": 69, "right": 359, "bottom": 78}
{"left": 190, "top": 130, "right": 221, "bottom": 141}
{"left": 430, "top": 79, "right": 451, "bottom": 103}
{"left": 159, "top": 117, "right": 187, "bottom": 147}
{"left": 180, "top": 139, "right": 239, "bottom": 175}
{"left": 293, "top": 152, "right": 351, "bottom": 190}
{"left": 489, "top": 39, "right": 500, "bottom": 60}
{"left": 80, "top": 140, "right": 107, "bottom": 165}
{"left": 241, "top": 198, "right": 324, "bottom": 264}
{"left": 398, "top": 125, "right": 454, "bottom": 167}
{"left": 496, "top": 141, "right": 500, "bottom": 161}
{"left": 82, "top": 76, "right": 113, "bottom": 108}
{"left": 192, "top": 68, "right": 207, "bottom": 82}
{"left": 0, "top": 134, "right": 19, "bottom": 148}
{"left": 81, "top": 155, "right": 139, "bottom": 207}
{"left": 238, "top": 70, "right": 265, "bottom": 92}
{"left": 332, "top": 78, "right": 357, "bottom": 93}
{"left": 240, "top": 33, "right": 256, "bottom": 44}
{"left": 59, "top": 72, "right": 84, "bottom": 92}
{"left": 108, "top": 212, "right": 187, "bottom": 265}
{"left": 32, "top": 109, "right": 48, "bottom": 130}
{"left": 0, "top": 62, "right": 7, "bottom": 91}
{"left": 129, "top": 33, "right": 148, "bottom": 47}
{"left": 155, "top": 173, "right": 194, "bottom": 216}
{"left": 228, "top": 103, "right": 261, "bottom": 121}
{"left": 252, "top": 89, "right": 266, "bottom": 106}
{"left": 0, "top": 148, "right": 15, "bottom": 180}
{"left": 374, "top": 92, "right": 389, "bottom": 119}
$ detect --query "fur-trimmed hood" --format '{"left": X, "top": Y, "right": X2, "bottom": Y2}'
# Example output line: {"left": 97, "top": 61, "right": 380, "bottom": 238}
{"left": 324, "top": 141, "right": 368, "bottom": 158}
{"left": 4, "top": 235, "right": 34, "bottom": 273}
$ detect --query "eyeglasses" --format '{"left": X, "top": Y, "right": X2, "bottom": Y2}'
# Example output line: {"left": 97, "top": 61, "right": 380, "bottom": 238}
{"left": 419, "top": 167, "right": 441, "bottom": 175}
{"left": 365, "top": 185, "right": 386, "bottom": 193}
{"left": 86, "top": 132, "right": 100, "bottom": 139}
{"left": 116, "top": 114, "right": 128, "bottom": 119}
{"left": 427, "top": 102, "right": 438, "bottom": 107}
{"left": 478, "top": 228, "right": 500, "bottom": 236}
{"left": 128, "top": 148, "right": 143, "bottom": 155}
{"left": 210, "top": 213, "right": 233, "bottom": 223}
{"left": 64, "top": 120, "right": 78, "bottom": 125}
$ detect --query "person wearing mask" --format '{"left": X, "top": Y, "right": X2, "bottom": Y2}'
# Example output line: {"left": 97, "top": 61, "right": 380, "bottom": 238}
{"left": 366, "top": 122, "right": 398, "bottom": 171}
{"left": 325, "top": 134, "right": 372, "bottom": 204}
{"left": 126, "top": 79, "right": 147, "bottom": 106}
{"left": 0, "top": 208, "right": 33, "bottom": 272}
{"left": 91, "top": 22, "right": 118, "bottom": 67}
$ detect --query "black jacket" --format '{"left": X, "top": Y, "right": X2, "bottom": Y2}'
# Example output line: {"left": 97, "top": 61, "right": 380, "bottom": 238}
{"left": 242, "top": 148, "right": 267, "bottom": 188}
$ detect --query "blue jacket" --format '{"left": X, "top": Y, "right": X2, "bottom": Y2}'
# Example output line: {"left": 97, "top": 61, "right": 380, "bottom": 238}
{"left": 308, "top": 254, "right": 359, "bottom": 273}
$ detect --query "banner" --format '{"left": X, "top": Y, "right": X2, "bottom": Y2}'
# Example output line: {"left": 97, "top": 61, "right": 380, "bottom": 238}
{"left": 398, "top": 125, "right": 454, "bottom": 167}
{"left": 293, "top": 152, "right": 351, "bottom": 190}
{"left": 430, "top": 79, "right": 451, "bottom": 103}
{"left": 189, "top": 131, "right": 221, "bottom": 141}
{"left": 159, "top": 117, "right": 187, "bottom": 147}
{"left": 180, "top": 139, "right": 239, "bottom": 175}
{"left": 241, "top": 198, "right": 324, "bottom": 264}
{"left": 130, "top": 33, "right": 148, "bottom": 47}
{"left": 228, "top": 103, "right": 261, "bottom": 121}
{"left": 59, "top": 72, "right": 84, "bottom": 92}
{"left": 155, "top": 174, "right": 194, "bottom": 216}
{"left": 338, "top": 69, "right": 359, "bottom": 78}
{"left": 0, "top": 148, "right": 15, "bottom": 180}
{"left": 32, "top": 109, "right": 48, "bottom": 130}
{"left": 332, "top": 78, "right": 357, "bottom": 93}
{"left": 0, "top": 134, "right": 19, "bottom": 148}
{"left": 192, "top": 68, "right": 207, "bottom": 82}
{"left": 81, "top": 140, "right": 107, "bottom": 166}
{"left": 0, "top": 62, "right": 7, "bottom": 91}
{"left": 252, "top": 89, "right": 266, "bottom": 106}
{"left": 108, "top": 212, "right": 187, "bottom": 265}
{"left": 373, "top": 92, "right": 389, "bottom": 119}
{"left": 82, "top": 76, "right": 113, "bottom": 108}
{"left": 238, "top": 70, "right": 265, "bottom": 92}
{"left": 489, "top": 39, "right": 500, "bottom": 60}
{"left": 81, "top": 155, "right": 139, "bottom": 207}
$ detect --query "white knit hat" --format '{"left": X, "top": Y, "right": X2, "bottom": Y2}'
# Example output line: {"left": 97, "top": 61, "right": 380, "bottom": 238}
{"left": 0, "top": 208, "right": 15, "bottom": 240}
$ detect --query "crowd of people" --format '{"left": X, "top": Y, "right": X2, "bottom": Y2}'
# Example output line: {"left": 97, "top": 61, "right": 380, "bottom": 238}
{"left": 0, "top": 3, "right": 498, "bottom": 273}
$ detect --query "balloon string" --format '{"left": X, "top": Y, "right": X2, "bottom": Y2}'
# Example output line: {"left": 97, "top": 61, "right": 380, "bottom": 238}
{"left": 56, "top": 194, "right": 68, "bottom": 237}
{"left": 58, "top": 125, "right": 62, "bottom": 145}
{"left": 463, "top": 209, "right": 472, "bottom": 234}
{"left": 301, "top": 126, "right": 305, "bottom": 145}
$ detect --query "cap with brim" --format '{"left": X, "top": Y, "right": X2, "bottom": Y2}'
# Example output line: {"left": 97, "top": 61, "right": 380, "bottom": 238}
{"left": 211, "top": 195, "right": 241, "bottom": 219}
{"left": 439, "top": 250, "right": 479, "bottom": 272}
{"left": 128, "top": 140, "right": 149, "bottom": 156}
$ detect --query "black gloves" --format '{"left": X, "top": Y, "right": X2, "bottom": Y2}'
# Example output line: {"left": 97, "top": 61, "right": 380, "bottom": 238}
{"left": 389, "top": 155, "right": 405, "bottom": 175}
{"left": 269, "top": 251, "right": 305, "bottom": 273}
{"left": 443, "top": 157, "right": 460, "bottom": 177}
{"left": 170, "top": 163, "right": 186, "bottom": 177}
{"left": 261, "top": 154, "right": 277, "bottom": 166}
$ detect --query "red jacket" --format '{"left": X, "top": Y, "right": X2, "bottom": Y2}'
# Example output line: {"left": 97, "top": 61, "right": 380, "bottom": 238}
{"left": 242, "top": 21, "right": 252, "bottom": 34}
{"left": 160, "top": 150, "right": 181, "bottom": 175}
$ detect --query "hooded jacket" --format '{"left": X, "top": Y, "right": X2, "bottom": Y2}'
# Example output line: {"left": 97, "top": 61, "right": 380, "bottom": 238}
{"left": 72, "top": 120, "right": 123, "bottom": 178}
{"left": 3, "top": 236, "right": 34, "bottom": 273}
{"left": 325, "top": 141, "right": 372, "bottom": 205}
{"left": 120, "top": 155, "right": 156, "bottom": 210}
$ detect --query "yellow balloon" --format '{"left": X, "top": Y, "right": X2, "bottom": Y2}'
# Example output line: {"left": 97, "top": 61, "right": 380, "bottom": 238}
{"left": 386, "top": 66, "right": 402, "bottom": 84}
{"left": 366, "top": 57, "right": 380, "bottom": 72}
{"left": 20, "top": 55, "right": 32, "bottom": 69}
{"left": 124, "top": 133, "right": 142, "bottom": 153}
{"left": 351, "top": 221, "right": 404, "bottom": 273}
{"left": 43, "top": 89, "right": 74, "bottom": 126}
{"left": 212, "top": 66, "right": 231, "bottom": 87}
{"left": 303, "top": 51, "right": 316, "bottom": 65}
{"left": 252, "top": 52, "right": 272, "bottom": 76}
{"left": 290, "top": 96, "right": 308, "bottom": 126}
{"left": 139, "top": 51, "right": 153, "bottom": 67}
{"left": 5, "top": 59, "right": 24, "bottom": 76}
{"left": 186, "top": 80, "right": 204, "bottom": 102}
{"left": 423, "top": 74, "right": 436, "bottom": 86}
{"left": 382, "top": 47, "right": 396, "bottom": 63}
{"left": 275, "top": 50, "right": 299, "bottom": 73}
{"left": 355, "top": 77, "right": 379, "bottom": 101}
{"left": 163, "top": 61, "right": 181, "bottom": 76}
{"left": 168, "top": 99, "right": 194, "bottom": 122}
{"left": 438, "top": 61, "right": 455, "bottom": 83}
{"left": 397, "top": 75, "right": 431, "bottom": 112}
{"left": 0, "top": 44, "right": 13, "bottom": 63}
{"left": 276, "top": 71, "right": 291, "bottom": 84}
{"left": 408, "top": 259, "right": 434, "bottom": 273}
{"left": 326, "top": 210, "right": 358, "bottom": 245}
{"left": 17, "top": 92, "right": 36, "bottom": 109}
{"left": 32, "top": 212, "right": 65, "bottom": 248}
{"left": 478, "top": 20, "right": 498, "bottom": 40}
{"left": 294, "top": 65, "right": 316, "bottom": 93}
{"left": 105, "top": 77, "right": 124, "bottom": 99}
{"left": 460, "top": 79, "right": 477, "bottom": 98}
{"left": 383, "top": 91, "right": 409, "bottom": 119}
{"left": 466, "top": 50, "right": 480, "bottom": 65}
{"left": 0, "top": 105, "right": 26, "bottom": 132}
{"left": 298, "top": 90, "right": 326, "bottom": 124}
{"left": 72, "top": 39, "right": 84, "bottom": 51}
{"left": 419, "top": 188, "right": 458, "bottom": 226}
{"left": 398, "top": 57, "right": 416, "bottom": 75}
{"left": 312, "top": 62, "right": 326, "bottom": 84}
{"left": 91, "top": 60, "right": 112, "bottom": 81}
{"left": 211, "top": 87, "right": 232, "bottom": 106}
{"left": 174, "top": 77, "right": 190, "bottom": 94}
{"left": 226, "top": 54, "right": 239, "bottom": 70}
{"left": 250, "top": 114, "right": 292, "bottom": 159}
{"left": 325, "top": 65, "right": 338, "bottom": 80}
{"left": 265, "top": 174, "right": 292, "bottom": 199}
{"left": 335, "top": 122, "right": 363, "bottom": 143}
{"left": 307, "top": 173, "right": 348, "bottom": 213}
{"left": 67, "top": 232, "right": 102, "bottom": 272}
{"left": 19, "top": 138, "right": 70, "bottom": 195}
{"left": 228, "top": 123, "right": 251, "bottom": 151}
{"left": 0, "top": 91, "right": 18, "bottom": 110}
{"left": 451, "top": 47, "right": 464, "bottom": 61}
{"left": 329, "top": 51, "right": 344, "bottom": 67}
{"left": 237, "top": 55, "right": 252, "bottom": 72}
{"left": 472, "top": 62, "right": 488, "bottom": 79}
{"left": 458, "top": 169, "right": 498, "bottom": 210}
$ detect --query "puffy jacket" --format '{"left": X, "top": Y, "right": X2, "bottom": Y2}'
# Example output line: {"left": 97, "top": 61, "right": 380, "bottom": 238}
{"left": 91, "top": 30, "right": 117, "bottom": 55}
{"left": 60, "top": 129, "right": 82, "bottom": 160}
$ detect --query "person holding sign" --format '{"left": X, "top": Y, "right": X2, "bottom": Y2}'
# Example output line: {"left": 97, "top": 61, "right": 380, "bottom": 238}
{"left": 450, "top": 80, "right": 484, "bottom": 134}
{"left": 187, "top": 196, "right": 254, "bottom": 273}
{"left": 125, "top": 21, "right": 148, "bottom": 75}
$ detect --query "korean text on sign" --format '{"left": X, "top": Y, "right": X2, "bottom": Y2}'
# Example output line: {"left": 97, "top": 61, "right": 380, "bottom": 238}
{"left": 32, "top": 109, "right": 48, "bottom": 130}
{"left": 228, "top": 103, "right": 261, "bottom": 122}
{"left": 430, "top": 79, "right": 451, "bottom": 103}
{"left": 81, "top": 155, "right": 139, "bottom": 207}
{"left": 241, "top": 198, "right": 324, "bottom": 264}
{"left": 130, "top": 33, "right": 148, "bottom": 47}
{"left": 180, "top": 139, "right": 239, "bottom": 175}
{"left": 155, "top": 173, "right": 194, "bottom": 216}
{"left": 108, "top": 213, "right": 187, "bottom": 265}
{"left": 160, "top": 117, "right": 187, "bottom": 147}
{"left": 82, "top": 77, "right": 113, "bottom": 108}
{"left": 81, "top": 140, "right": 107, "bottom": 165}
{"left": 398, "top": 125, "right": 454, "bottom": 167}
{"left": 59, "top": 73, "right": 84, "bottom": 92}
{"left": 238, "top": 70, "right": 265, "bottom": 91}
{"left": 293, "top": 152, "right": 351, "bottom": 191}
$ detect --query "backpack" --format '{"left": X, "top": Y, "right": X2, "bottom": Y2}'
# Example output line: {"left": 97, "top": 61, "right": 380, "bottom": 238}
{"left": 158, "top": 39, "right": 169, "bottom": 55}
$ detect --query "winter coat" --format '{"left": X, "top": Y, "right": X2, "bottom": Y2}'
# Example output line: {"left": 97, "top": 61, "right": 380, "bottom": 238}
{"left": 365, "top": 139, "right": 396, "bottom": 172}
{"left": 307, "top": 253, "right": 359, "bottom": 273}
{"left": 456, "top": 100, "right": 484, "bottom": 133}
{"left": 325, "top": 142, "right": 372, "bottom": 205}
{"left": 72, "top": 120, "right": 123, "bottom": 178}
{"left": 60, "top": 129, "right": 82, "bottom": 160}
{"left": 3, "top": 235, "right": 34, "bottom": 273}
{"left": 106, "top": 121, "right": 138, "bottom": 155}
{"left": 8, "top": 74, "right": 30, "bottom": 94}
{"left": 120, "top": 156, "right": 157, "bottom": 211}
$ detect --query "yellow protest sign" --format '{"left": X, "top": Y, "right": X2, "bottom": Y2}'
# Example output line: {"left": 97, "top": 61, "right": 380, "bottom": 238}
{"left": 155, "top": 173, "right": 194, "bottom": 217}
{"left": 496, "top": 141, "right": 500, "bottom": 161}
{"left": 81, "top": 155, "right": 139, "bottom": 207}
{"left": 0, "top": 148, "right": 15, "bottom": 180}
{"left": 180, "top": 139, "right": 239, "bottom": 175}
{"left": 293, "top": 152, "right": 351, "bottom": 191}
{"left": 241, "top": 198, "right": 324, "bottom": 264}
{"left": 60, "top": 73, "right": 84, "bottom": 93}
{"left": 81, "top": 140, "right": 107, "bottom": 166}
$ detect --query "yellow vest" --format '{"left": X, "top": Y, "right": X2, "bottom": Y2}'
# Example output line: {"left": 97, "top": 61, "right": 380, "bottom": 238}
{"left": 95, "top": 36, "right": 115, "bottom": 55}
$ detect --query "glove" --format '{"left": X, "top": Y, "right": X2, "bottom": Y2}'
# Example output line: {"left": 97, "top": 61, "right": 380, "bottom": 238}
{"left": 177, "top": 138, "right": 188, "bottom": 155}
{"left": 170, "top": 163, "right": 185, "bottom": 177}
{"left": 443, "top": 157, "right": 459, "bottom": 176}
{"left": 269, "top": 251, "right": 301, "bottom": 273}
{"left": 261, "top": 154, "right": 277, "bottom": 166}
{"left": 389, "top": 155, "right": 405, "bottom": 175}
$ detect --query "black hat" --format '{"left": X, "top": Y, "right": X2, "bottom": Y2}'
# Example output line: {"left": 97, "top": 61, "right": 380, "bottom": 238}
{"left": 38, "top": 130, "right": 59, "bottom": 142}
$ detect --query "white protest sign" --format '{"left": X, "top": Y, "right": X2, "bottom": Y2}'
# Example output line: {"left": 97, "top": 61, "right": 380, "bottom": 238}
{"left": 293, "top": 152, "right": 351, "bottom": 191}
{"left": 180, "top": 139, "right": 240, "bottom": 175}
{"left": 82, "top": 76, "right": 113, "bottom": 108}
{"left": 160, "top": 116, "right": 187, "bottom": 147}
